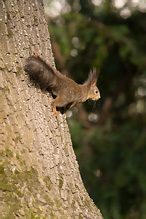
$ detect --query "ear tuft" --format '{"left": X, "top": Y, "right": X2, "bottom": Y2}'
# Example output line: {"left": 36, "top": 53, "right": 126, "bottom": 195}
{"left": 85, "top": 67, "right": 99, "bottom": 87}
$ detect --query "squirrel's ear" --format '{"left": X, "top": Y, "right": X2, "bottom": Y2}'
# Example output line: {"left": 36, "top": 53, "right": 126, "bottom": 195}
{"left": 85, "top": 67, "right": 99, "bottom": 86}
{"left": 90, "top": 67, "right": 99, "bottom": 86}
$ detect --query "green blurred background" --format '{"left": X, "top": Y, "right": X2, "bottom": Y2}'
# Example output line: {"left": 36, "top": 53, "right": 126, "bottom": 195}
{"left": 44, "top": 0, "right": 146, "bottom": 218}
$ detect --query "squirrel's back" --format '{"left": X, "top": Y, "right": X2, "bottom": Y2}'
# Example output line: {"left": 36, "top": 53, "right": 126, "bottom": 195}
{"left": 24, "top": 56, "right": 63, "bottom": 90}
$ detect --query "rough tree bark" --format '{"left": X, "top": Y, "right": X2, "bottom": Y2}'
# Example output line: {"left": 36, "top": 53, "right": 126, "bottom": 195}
{"left": 0, "top": 0, "right": 102, "bottom": 218}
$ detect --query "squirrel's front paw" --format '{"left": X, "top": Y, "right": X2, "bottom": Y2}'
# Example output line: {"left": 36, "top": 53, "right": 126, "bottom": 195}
{"left": 33, "top": 51, "right": 42, "bottom": 58}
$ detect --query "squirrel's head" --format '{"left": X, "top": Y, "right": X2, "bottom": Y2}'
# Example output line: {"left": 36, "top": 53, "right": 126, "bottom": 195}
{"left": 87, "top": 84, "right": 100, "bottom": 100}
{"left": 85, "top": 68, "right": 100, "bottom": 101}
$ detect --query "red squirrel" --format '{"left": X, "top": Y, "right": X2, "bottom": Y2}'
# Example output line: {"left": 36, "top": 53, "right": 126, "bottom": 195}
{"left": 24, "top": 52, "right": 100, "bottom": 116}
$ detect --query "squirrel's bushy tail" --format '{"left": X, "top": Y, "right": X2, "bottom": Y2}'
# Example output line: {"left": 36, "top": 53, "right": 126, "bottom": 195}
{"left": 24, "top": 56, "right": 58, "bottom": 89}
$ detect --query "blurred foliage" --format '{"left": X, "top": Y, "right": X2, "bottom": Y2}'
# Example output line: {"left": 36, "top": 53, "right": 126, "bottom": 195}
{"left": 69, "top": 119, "right": 146, "bottom": 218}
{"left": 46, "top": 0, "right": 146, "bottom": 218}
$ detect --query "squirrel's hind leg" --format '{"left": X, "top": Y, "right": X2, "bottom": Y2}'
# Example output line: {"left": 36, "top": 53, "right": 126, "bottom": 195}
{"left": 52, "top": 97, "right": 64, "bottom": 117}
{"left": 51, "top": 97, "right": 68, "bottom": 117}
{"left": 52, "top": 108, "right": 58, "bottom": 117}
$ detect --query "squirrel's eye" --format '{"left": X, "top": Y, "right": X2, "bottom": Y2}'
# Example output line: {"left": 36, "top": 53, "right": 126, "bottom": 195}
{"left": 95, "top": 90, "right": 98, "bottom": 94}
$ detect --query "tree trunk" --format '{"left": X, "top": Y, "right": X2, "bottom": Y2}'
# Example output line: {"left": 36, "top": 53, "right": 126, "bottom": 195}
{"left": 0, "top": 0, "right": 102, "bottom": 218}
